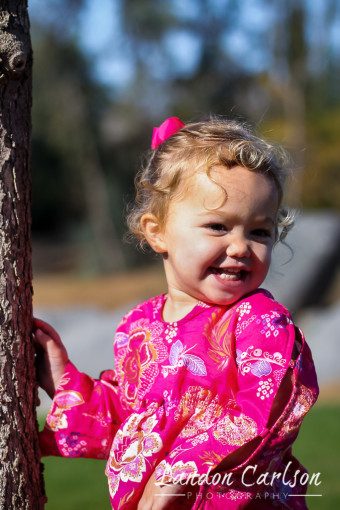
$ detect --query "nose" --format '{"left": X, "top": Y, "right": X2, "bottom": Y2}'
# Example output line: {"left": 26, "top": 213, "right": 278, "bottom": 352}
{"left": 226, "top": 232, "right": 250, "bottom": 259}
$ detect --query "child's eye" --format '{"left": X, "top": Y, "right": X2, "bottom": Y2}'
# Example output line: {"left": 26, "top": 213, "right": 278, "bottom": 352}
{"left": 205, "top": 223, "right": 227, "bottom": 233}
{"left": 251, "top": 229, "right": 272, "bottom": 238}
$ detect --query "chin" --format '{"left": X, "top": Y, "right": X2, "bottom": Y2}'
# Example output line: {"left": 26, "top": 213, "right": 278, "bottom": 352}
{"left": 205, "top": 294, "right": 242, "bottom": 307}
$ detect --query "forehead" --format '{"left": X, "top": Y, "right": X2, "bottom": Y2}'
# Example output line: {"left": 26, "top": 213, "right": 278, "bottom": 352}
{"left": 175, "top": 165, "right": 279, "bottom": 211}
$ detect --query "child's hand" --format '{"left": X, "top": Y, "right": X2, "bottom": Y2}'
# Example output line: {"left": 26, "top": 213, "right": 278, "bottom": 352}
{"left": 137, "top": 472, "right": 196, "bottom": 510}
{"left": 33, "top": 317, "right": 69, "bottom": 399}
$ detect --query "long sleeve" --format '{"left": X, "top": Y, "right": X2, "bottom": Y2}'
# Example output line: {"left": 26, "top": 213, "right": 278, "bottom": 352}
{"left": 154, "top": 294, "right": 296, "bottom": 483}
{"left": 40, "top": 361, "right": 128, "bottom": 459}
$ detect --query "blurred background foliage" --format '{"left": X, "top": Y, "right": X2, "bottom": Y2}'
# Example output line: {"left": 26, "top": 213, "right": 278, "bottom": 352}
{"left": 29, "top": 0, "right": 340, "bottom": 274}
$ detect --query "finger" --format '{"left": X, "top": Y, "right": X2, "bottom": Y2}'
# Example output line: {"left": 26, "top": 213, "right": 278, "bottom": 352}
{"left": 34, "top": 329, "right": 66, "bottom": 358}
{"left": 33, "top": 328, "right": 53, "bottom": 350}
{"left": 33, "top": 318, "right": 62, "bottom": 344}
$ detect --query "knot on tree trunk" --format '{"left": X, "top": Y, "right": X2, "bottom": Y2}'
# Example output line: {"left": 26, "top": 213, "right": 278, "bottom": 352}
{"left": 0, "top": 32, "right": 28, "bottom": 82}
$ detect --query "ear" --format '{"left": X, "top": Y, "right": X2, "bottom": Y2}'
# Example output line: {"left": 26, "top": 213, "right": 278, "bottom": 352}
{"left": 141, "top": 214, "right": 167, "bottom": 253}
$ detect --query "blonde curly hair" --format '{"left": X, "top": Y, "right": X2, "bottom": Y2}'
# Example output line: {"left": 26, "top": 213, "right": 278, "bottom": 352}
{"left": 127, "top": 117, "right": 294, "bottom": 248}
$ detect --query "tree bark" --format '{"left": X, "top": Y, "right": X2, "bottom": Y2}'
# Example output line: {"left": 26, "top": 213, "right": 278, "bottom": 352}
{"left": 0, "top": 1, "right": 45, "bottom": 508}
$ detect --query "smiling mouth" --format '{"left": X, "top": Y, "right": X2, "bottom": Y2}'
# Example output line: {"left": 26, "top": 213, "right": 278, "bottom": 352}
{"left": 211, "top": 267, "right": 246, "bottom": 281}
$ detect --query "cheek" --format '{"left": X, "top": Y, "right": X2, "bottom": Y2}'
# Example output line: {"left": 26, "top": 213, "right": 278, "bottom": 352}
{"left": 188, "top": 237, "right": 220, "bottom": 257}
{"left": 263, "top": 247, "right": 273, "bottom": 269}
{"left": 255, "top": 244, "right": 273, "bottom": 268}
{"left": 171, "top": 238, "right": 215, "bottom": 272}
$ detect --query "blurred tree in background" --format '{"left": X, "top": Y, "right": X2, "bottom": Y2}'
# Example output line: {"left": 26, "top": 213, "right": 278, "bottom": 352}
{"left": 29, "top": 0, "right": 340, "bottom": 274}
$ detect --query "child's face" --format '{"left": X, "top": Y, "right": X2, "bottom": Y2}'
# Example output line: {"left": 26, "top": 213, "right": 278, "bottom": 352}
{"left": 147, "top": 165, "right": 279, "bottom": 308}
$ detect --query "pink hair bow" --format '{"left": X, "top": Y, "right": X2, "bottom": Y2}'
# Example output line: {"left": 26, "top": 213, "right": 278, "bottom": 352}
{"left": 151, "top": 117, "right": 185, "bottom": 150}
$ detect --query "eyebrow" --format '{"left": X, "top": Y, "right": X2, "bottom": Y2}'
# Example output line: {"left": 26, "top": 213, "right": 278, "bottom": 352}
{"left": 199, "top": 211, "right": 276, "bottom": 226}
{"left": 254, "top": 216, "right": 276, "bottom": 226}
{"left": 260, "top": 217, "right": 276, "bottom": 226}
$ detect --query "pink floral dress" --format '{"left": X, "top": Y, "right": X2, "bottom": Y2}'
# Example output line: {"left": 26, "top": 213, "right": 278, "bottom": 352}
{"left": 40, "top": 289, "right": 318, "bottom": 509}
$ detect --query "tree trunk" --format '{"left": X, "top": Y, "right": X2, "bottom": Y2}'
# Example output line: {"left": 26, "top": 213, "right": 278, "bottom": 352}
{"left": 0, "top": 2, "right": 45, "bottom": 508}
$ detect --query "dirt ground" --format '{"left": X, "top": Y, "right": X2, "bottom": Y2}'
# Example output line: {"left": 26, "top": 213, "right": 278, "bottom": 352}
{"left": 33, "top": 264, "right": 167, "bottom": 310}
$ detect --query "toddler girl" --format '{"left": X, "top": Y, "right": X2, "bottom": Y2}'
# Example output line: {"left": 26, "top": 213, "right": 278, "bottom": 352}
{"left": 35, "top": 117, "right": 318, "bottom": 510}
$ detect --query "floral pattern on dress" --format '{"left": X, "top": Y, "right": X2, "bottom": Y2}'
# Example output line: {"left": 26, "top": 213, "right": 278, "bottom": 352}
{"left": 83, "top": 410, "right": 113, "bottom": 428}
{"left": 174, "top": 386, "right": 222, "bottom": 424}
{"left": 55, "top": 371, "right": 71, "bottom": 391}
{"left": 255, "top": 310, "right": 293, "bottom": 338}
{"left": 155, "top": 459, "right": 198, "bottom": 484}
{"left": 191, "top": 432, "right": 209, "bottom": 446}
{"left": 115, "top": 318, "right": 168, "bottom": 407}
{"left": 212, "top": 412, "right": 258, "bottom": 445}
{"left": 58, "top": 432, "right": 88, "bottom": 457}
{"left": 272, "top": 368, "right": 286, "bottom": 384}
{"left": 163, "top": 389, "right": 179, "bottom": 416}
{"left": 256, "top": 378, "right": 275, "bottom": 399}
{"left": 198, "top": 450, "right": 225, "bottom": 469}
{"left": 205, "top": 310, "right": 233, "bottom": 370}
{"left": 235, "top": 314, "right": 257, "bottom": 335}
{"left": 106, "top": 412, "right": 163, "bottom": 498}
{"left": 47, "top": 390, "right": 84, "bottom": 432}
{"left": 176, "top": 390, "right": 224, "bottom": 439}
{"left": 278, "top": 385, "right": 316, "bottom": 437}
{"left": 236, "top": 346, "right": 286, "bottom": 377}
{"left": 162, "top": 340, "right": 207, "bottom": 378}
{"left": 164, "top": 323, "right": 178, "bottom": 343}
{"left": 237, "top": 302, "right": 252, "bottom": 318}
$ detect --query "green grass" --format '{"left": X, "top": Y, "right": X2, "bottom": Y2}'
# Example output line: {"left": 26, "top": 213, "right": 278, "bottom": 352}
{"left": 40, "top": 403, "right": 339, "bottom": 509}
{"left": 43, "top": 457, "right": 110, "bottom": 509}
{"left": 293, "top": 402, "right": 340, "bottom": 509}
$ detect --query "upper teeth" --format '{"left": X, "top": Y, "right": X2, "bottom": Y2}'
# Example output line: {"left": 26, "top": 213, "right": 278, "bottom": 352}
{"left": 212, "top": 268, "right": 242, "bottom": 280}
{"left": 215, "top": 268, "right": 240, "bottom": 274}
